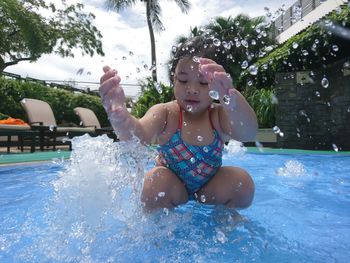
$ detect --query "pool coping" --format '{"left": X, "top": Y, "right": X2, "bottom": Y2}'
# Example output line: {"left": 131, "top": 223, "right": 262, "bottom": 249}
{"left": 1, "top": 147, "right": 349, "bottom": 165}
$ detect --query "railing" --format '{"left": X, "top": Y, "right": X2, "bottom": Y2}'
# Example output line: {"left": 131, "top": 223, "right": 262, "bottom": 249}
{"left": 273, "top": 0, "right": 323, "bottom": 37}
{"left": 1, "top": 71, "right": 140, "bottom": 98}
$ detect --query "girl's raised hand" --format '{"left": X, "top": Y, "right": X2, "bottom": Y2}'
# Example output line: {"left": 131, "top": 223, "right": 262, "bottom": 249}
{"left": 99, "top": 66, "right": 128, "bottom": 124}
{"left": 198, "top": 58, "right": 236, "bottom": 104}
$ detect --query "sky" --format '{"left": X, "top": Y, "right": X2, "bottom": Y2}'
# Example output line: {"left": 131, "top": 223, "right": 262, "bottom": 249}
{"left": 7, "top": 0, "right": 296, "bottom": 97}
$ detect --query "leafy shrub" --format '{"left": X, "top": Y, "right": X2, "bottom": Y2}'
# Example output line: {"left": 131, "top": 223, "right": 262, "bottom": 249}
{"left": 131, "top": 77, "right": 174, "bottom": 118}
{"left": 0, "top": 77, "right": 109, "bottom": 126}
{"left": 238, "top": 5, "right": 350, "bottom": 89}
{"left": 242, "top": 87, "right": 276, "bottom": 128}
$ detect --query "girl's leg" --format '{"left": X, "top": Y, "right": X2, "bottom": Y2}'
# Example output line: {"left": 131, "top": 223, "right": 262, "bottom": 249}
{"left": 196, "top": 166, "right": 255, "bottom": 208}
{"left": 141, "top": 166, "right": 188, "bottom": 211}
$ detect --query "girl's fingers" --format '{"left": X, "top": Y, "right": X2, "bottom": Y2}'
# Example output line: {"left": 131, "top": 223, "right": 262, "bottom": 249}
{"left": 100, "top": 69, "right": 117, "bottom": 84}
{"left": 99, "top": 75, "right": 121, "bottom": 97}
{"left": 199, "top": 58, "right": 216, "bottom": 65}
{"left": 103, "top": 65, "right": 111, "bottom": 73}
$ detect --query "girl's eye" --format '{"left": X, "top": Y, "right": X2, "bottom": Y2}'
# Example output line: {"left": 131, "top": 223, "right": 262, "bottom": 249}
{"left": 200, "top": 82, "right": 208, "bottom": 86}
{"left": 178, "top": 79, "right": 187, "bottom": 84}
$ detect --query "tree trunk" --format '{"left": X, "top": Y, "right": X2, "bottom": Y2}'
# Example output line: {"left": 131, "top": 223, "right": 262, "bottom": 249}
{"left": 146, "top": 0, "right": 157, "bottom": 82}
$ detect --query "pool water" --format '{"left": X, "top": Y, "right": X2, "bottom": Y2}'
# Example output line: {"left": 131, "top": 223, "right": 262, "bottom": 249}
{"left": 0, "top": 135, "right": 349, "bottom": 263}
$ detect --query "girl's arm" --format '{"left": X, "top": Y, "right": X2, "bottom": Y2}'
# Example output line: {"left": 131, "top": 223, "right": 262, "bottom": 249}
{"left": 199, "top": 58, "right": 258, "bottom": 142}
{"left": 99, "top": 66, "right": 167, "bottom": 143}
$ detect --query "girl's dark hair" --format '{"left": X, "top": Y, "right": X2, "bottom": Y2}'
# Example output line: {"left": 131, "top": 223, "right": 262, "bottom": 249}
{"left": 169, "top": 36, "right": 229, "bottom": 81}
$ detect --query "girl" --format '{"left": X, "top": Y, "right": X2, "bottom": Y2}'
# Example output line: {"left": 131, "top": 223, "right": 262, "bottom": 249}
{"left": 99, "top": 37, "right": 258, "bottom": 211}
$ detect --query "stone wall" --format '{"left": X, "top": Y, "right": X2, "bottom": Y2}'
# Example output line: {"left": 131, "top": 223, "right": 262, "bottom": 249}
{"left": 275, "top": 57, "right": 350, "bottom": 150}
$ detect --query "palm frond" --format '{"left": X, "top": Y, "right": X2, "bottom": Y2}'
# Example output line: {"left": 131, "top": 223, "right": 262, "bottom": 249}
{"left": 105, "top": 0, "right": 138, "bottom": 11}
{"left": 172, "top": 0, "right": 191, "bottom": 14}
{"left": 149, "top": 0, "right": 163, "bottom": 31}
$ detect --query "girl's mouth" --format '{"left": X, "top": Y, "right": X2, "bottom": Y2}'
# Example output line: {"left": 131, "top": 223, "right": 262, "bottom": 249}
{"left": 184, "top": 99, "right": 200, "bottom": 104}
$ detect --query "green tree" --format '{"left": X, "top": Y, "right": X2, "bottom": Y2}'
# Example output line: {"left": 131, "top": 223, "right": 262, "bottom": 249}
{"left": 0, "top": 0, "right": 104, "bottom": 73}
{"left": 105, "top": 0, "right": 191, "bottom": 82}
{"left": 170, "top": 14, "right": 276, "bottom": 88}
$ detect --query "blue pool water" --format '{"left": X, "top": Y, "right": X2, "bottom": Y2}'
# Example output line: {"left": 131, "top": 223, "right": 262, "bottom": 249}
{"left": 0, "top": 136, "right": 349, "bottom": 263}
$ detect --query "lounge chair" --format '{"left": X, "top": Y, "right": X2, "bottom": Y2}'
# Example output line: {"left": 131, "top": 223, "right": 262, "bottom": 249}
{"left": 0, "top": 124, "right": 38, "bottom": 153}
{"left": 74, "top": 107, "right": 117, "bottom": 140}
{"left": 21, "top": 98, "right": 96, "bottom": 151}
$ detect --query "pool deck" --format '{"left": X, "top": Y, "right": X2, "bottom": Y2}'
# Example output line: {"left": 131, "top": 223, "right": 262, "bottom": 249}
{"left": 1, "top": 146, "right": 349, "bottom": 166}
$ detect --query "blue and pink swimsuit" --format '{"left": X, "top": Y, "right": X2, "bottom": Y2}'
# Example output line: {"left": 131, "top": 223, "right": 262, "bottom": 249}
{"left": 157, "top": 109, "right": 224, "bottom": 194}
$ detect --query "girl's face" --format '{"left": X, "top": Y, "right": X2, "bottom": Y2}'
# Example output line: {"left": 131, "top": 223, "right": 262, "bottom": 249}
{"left": 174, "top": 57, "right": 212, "bottom": 114}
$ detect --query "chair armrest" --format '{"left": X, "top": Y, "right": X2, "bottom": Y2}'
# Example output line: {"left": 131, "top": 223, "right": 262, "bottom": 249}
{"left": 30, "top": 125, "right": 57, "bottom": 132}
{"left": 30, "top": 121, "right": 44, "bottom": 126}
{"left": 96, "top": 127, "right": 114, "bottom": 133}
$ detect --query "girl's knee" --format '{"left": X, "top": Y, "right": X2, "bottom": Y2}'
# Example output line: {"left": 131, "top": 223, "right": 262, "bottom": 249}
{"left": 141, "top": 167, "right": 188, "bottom": 211}
{"left": 199, "top": 167, "right": 255, "bottom": 208}
{"left": 225, "top": 167, "right": 255, "bottom": 208}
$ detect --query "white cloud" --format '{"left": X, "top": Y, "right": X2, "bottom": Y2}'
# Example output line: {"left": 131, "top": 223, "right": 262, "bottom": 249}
{"left": 7, "top": 0, "right": 295, "bottom": 97}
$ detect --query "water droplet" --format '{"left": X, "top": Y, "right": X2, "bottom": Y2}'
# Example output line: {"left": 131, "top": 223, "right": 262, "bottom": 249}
{"left": 271, "top": 94, "right": 279, "bottom": 104}
{"left": 158, "top": 192, "right": 165, "bottom": 197}
{"left": 332, "top": 45, "right": 339, "bottom": 52}
{"left": 155, "top": 82, "right": 162, "bottom": 94}
{"left": 292, "top": 42, "right": 298, "bottom": 49}
{"left": 122, "top": 56, "right": 127, "bottom": 60}
{"left": 332, "top": 144, "right": 339, "bottom": 152}
{"left": 172, "top": 46, "right": 177, "bottom": 53}
{"left": 302, "top": 50, "right": 309, "bottom": 56}
{"left": 200, "top": 195, "right": 206, "bottom": 203}
{"left": 192, "top": 56, "right": 200, "bottom": 63}
{"left": 247, "top": 80, "right": 253, "bottom": 86}
{"left": 143, "top": 64, "right": 149, "bottom": 70}
{"left": 321, "top": 77, "right": 329, "bottom": 88}
{"left": 129, "top": 51, "right": 134, "bottom": 56}
{"left": 251, "top": 39, "right": 257, "bottom": 45}
{"left": 186, "top": 105, "right": 193, "bottom": 112}
{"left": 76, "top": 68, "right": 84, "bottom": 75}
{"left": 163, "top": 208, "right": 169, "bottom": 215}
{"left": 49, "top": 125, "right": 55, "bottom": 131}
{"left": 248, "top": 65, "right": 258, "bottom": 75}
{"left": 197, "top": 135, "right": 203, "bottom": 142}
{"left": 223, "top": 95, "right": 231, "bottom": 104}
{"left": 255, "top": 140, "right": 264, "bottom": 152}
{"left": 315, "top": 91, "right": 320, "bottom": 97}
{"left": 149, "top": 64, "right": 156, "bottom": 71}
{"left": 209, "top": 90, "right": 219, "bottom": 100}
{"left": 183, "top": 121, "right": 187, "bottom": 126}
{"left": 136, "top": 67, "right": 140, "bottom": 73}
{"left": 241, "top": 40, "right": 249, "bottom": 48}
{"left": 213, "top": 38, "right": 221, "bottom": 47}
{"left": 241, "top": 60, "right": 248, "bottom": 69}
{"left": 273, "top": 126, "right": 281, "bottom": 134}
{"left": 203, "top": 146, "right": 209, "bottom": 153}
{"left": 347, "top": 106, "right": 350, "bottom": 113}
{"left": 216, "top": 230, "right": 228, "bottom": 244}
{"left": 190, "top": 157, "right": 196, "bottom": 163}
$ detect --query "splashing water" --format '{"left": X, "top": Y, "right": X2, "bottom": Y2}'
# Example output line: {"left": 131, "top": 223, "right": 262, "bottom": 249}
{"left": 14, "top": 135, "right": 153, "bottom": 262}
{"left": 224, "top": 140, "right": 247, "bottom": 158}
{"left": 276, "top": 160, "right": 307, "bottom": 177}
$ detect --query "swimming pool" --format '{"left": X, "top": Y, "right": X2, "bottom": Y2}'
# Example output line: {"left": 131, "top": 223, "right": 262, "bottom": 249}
{"left": 0, "top": 135, "right": 349, "bottom": 262}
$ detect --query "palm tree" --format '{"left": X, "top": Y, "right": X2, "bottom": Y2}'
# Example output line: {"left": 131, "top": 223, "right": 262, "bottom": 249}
{"left": 170, "top": 14, "right": 276, "bottom": 88}
{"left": 106, "top": 0, "right": 191, "bottom": 81}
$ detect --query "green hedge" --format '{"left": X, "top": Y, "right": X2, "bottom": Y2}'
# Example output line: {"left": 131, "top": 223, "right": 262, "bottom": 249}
{"left": 131, "top": 77, "right": 174, "bottom": 118}
{"left": 0, "top": 77, "right": 109, "bottom": 126}
{"left": 238, "top": 5, "right": 350, "bottom": 89}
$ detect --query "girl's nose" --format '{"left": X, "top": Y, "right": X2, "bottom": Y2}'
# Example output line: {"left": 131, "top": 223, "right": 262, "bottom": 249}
{"left": 186, "top": 86, "right": 199, "bottom": 95}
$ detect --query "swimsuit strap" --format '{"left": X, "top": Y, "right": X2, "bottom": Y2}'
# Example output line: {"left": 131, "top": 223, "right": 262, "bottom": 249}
{"left": 178, "top": 106, "right": 214, "bottom": 130}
